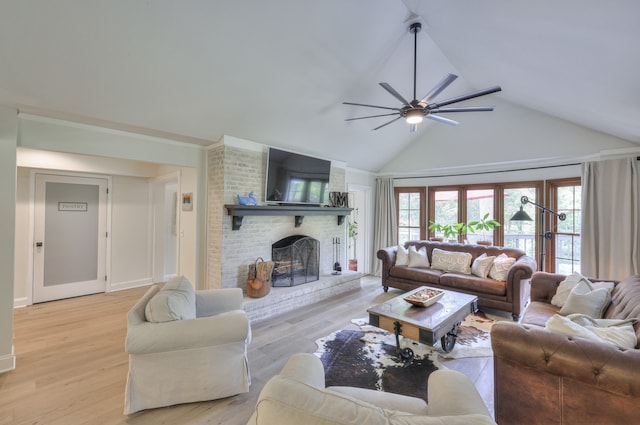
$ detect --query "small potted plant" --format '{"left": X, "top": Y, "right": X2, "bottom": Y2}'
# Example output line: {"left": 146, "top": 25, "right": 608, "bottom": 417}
{"left": 442, "top": 222, "right": 468, "bottom": 243}
{"left": 467, "top": 213, "right": 501, "bottom": 246}
{"left": 348, "top": 219, "right": 358, "bottom": 270}
{"left": 428, "top": 220, "right": 444, "bottom": 241}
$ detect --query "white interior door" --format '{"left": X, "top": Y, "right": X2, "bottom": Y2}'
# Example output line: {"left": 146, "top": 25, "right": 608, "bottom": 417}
{"left": 33, "top": 174, "right": 108, "bottom": 303}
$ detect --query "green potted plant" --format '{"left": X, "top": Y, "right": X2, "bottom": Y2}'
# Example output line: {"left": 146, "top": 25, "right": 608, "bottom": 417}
{"left": 467, "top": 213, "right": 501, "bottom": 245}
{"left": 442, "top": 222, "right": 468, "bottom": 242}
{"left": 348, "top": 219, "right": 358, "bottom": 270}
{"left": 428, "top": 220, "right": 444, "bottom": 241}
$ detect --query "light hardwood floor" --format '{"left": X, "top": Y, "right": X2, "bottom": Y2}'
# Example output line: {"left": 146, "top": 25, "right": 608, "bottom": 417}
{"left": 0, "top": 276, "right": 495, "bottom": 425}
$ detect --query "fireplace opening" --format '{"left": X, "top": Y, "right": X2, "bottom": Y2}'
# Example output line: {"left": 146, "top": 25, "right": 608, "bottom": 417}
{"left": 271, "top": 235, "right": 320, "bottom": 287}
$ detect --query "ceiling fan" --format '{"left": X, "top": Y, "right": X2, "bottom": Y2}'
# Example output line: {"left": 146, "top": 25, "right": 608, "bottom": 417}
{"left": 343, "top": 22, "right": 502, "bottom": 132}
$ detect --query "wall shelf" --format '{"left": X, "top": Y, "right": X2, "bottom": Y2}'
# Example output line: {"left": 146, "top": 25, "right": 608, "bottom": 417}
{"left": 224, "top": 204, "right": 353, "bottom": 230}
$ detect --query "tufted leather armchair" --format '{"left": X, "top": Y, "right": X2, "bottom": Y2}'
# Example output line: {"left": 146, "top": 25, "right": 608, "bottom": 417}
{"left": 491, "top": 272, "right": 640, "bottom": 425}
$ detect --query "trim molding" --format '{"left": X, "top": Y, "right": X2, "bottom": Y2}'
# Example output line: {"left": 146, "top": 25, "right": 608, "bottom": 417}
{"left": 0, "top": 349, "right": 16, "bottom": 373}
{"left": 108, "top": 278, "right": 154, "bottom": 292}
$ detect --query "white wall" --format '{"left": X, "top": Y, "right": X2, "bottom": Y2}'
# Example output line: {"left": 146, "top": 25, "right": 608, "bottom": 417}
{"left": 109, "top": 176, "right": 153, "bottom": 289}
{"left": 0, "top": 106, "right": 17, "bottom": 373}
{"left": 381, "top": 99, "right": 636, "bottom": 175}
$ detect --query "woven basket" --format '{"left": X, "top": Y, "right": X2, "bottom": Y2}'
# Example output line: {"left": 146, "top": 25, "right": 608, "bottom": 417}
{"left": 247, "top": 257, "right": 274, "bottom": 298}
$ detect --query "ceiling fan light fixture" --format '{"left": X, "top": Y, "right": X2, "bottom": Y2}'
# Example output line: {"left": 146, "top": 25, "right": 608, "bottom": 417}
{"left": 405, "top": 109, "right": 424, "bottom": 124}
{"left": 342, "top": 21, "right": 501, "bottom": 131}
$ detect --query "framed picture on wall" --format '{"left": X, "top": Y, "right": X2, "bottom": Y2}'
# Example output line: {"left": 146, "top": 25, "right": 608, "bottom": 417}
{"left": 182, "top": 192, "right": 193, "bottom": 211}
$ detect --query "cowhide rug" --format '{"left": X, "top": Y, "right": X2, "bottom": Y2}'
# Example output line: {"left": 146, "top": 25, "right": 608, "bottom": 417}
{"left": 314, "top": 328, "right": 441, "bottom": 401}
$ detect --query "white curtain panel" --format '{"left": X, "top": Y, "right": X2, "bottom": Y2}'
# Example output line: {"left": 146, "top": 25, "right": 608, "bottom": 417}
{"left": 372, "top": 177, "right": 397, "bottom": 275}
{"left": 581, "top": 157, "right": 639, "bottom": 280}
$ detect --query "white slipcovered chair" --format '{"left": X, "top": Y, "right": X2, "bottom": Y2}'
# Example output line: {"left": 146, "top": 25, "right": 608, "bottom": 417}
{"left": 124, "top": 276, "right": 251, "bottom": 414}
{"left": 247, "top": 353, "right": 496, "bottom": 425}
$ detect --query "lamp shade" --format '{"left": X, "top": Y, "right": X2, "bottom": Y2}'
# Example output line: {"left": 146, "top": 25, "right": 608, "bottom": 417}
{"left": 510, "top": 206, "right": 533, "bottom": 221}
{"left": 405, "top": 109, "right": 424, "bottom": 124}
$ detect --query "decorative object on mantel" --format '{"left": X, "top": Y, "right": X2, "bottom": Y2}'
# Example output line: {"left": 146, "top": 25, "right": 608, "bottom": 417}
{"left": 246, "top": 257, "right": 274, "bottom": 298}
{"left": 329, "top": 191, "right": 349, "bottom": 208}
{"left": 332, "top": 237, "right": 342, "bottom": 275}
{"left": 237, "top": 191, "right": 258, "bottom": 205}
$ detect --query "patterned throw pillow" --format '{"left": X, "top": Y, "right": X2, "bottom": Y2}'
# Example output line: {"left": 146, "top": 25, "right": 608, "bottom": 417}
{"left": 431, "top": 248, "right": 473, "bottom": 274}
{"left": 407, "top": 245, "right": 430, "bottom": 267}
{"left": 471, "top": 253, "right": 496, "bottom": 278}
{"left": 488, "top": 253, "right": 516, "bottom": 281}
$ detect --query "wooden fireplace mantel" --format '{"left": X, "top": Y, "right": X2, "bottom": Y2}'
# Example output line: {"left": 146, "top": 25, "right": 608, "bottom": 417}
{"left": 224, "top": 204, "right": 353, "bottom": 230}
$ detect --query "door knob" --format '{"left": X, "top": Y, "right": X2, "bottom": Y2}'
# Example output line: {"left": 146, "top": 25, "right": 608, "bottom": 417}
{"left": 36, "top": 242, "right": 43, "bottom": 247}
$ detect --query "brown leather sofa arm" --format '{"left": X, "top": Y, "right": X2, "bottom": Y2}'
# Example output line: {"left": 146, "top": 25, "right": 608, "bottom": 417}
{"left": 491, "top": 321, "right": 640, "bottom": 397}
{"left": 506, "top": 256, "right": 536, "bottom": 287}
{"left": 376, "top": 246, "right": 397, "bottom": 281}
{"left": 529, "top": 271, "right": 566, "bottom": 302}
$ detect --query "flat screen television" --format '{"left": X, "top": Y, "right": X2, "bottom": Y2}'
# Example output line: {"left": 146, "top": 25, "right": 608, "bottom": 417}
{"left": 265, "top": 147, "right": 331, "bottom": 205}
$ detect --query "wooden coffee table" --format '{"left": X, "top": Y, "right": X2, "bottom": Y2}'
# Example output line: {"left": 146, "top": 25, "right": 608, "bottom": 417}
{"left": 367, "top": 286, "right": 478, "bottom": 360}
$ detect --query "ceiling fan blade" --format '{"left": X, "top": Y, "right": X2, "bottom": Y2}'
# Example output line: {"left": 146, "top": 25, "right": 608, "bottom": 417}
{"left": 426, "top": 114, "right": 459, "bottom": 126}
{"left": 420, "top": 73, "right": 458, "bottom": 103}
{"left": 430, "top": 106, "right": 495, "bottom": 113}
{"left": 345, "top": 112, "right": 400, "bottom": 121}
{"left": 379, "top": 82, "right": 411, "bottom": 106}
{"left": 373, "top": 116, "right": 402, "bottom": 130}
{"left": 342, "top": 101, "right": 401, "bottom": 111}
{"left": 429, "top": 86, "right": 502, "bottom": 109}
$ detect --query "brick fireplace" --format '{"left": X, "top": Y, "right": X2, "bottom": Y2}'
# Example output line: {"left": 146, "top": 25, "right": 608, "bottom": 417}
{"left": 206, "top": 137, "right": 348, "bottom": 291}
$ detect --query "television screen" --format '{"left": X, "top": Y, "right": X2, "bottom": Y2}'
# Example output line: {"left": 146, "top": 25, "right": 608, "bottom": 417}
{"left": 265, "top": 148, "right": 331, "bottom": 205}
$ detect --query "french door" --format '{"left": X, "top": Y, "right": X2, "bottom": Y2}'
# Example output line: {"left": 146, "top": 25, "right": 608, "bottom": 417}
{"left": 33, "top": 174, "right": 108, "bottom": 303}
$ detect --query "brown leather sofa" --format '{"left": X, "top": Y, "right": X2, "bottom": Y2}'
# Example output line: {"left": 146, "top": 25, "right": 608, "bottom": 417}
{"left": 491, "top": 272, "right": 640, "bottom": 425}
{"left": 377, "top": 241, "right": 536, "bottom": 319}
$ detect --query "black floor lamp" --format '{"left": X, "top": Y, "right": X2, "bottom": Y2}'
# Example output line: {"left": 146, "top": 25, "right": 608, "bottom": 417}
{"left": 510, "top": 196, "right": 566, "bottom": 271}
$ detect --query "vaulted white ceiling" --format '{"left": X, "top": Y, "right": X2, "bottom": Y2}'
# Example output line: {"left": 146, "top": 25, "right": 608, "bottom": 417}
{"left": 1, "top": 1, "right": 638, "bottom": 171}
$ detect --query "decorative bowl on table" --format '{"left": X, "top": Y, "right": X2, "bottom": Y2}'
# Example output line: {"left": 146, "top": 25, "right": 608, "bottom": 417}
{"left": 403, "top": 288, "right": 444, "bottom": 307}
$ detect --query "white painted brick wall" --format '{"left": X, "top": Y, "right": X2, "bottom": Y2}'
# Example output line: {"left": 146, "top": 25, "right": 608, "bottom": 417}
{"left": 207, "top": 144, "right": 347, "bottom": 289}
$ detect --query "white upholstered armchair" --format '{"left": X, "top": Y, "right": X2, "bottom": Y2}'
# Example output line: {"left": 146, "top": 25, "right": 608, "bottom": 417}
{"left": 124, "top": 276, "right": 251, "bottom": 414}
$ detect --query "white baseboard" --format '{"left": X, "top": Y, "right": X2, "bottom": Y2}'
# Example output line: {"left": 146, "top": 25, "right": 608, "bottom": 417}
{"left": 108, "top": 277, "right": 154, "bottom": 292}
{"left": 14, "top": 297, "right": 28, "bottom": 308}
{"left": 0, "top": 348, "right": 16, "bottom": 373}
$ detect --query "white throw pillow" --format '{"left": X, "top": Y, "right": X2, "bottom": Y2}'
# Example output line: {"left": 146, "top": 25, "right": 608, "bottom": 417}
{"left": 407, "top": 245, "right": 430, "bottom": 267}
{"left": 431, "top": 248, "right": 472, "bottom": 274}
{"left": 145, "top": 276, "right": 196, "bottom": 323}
{"left": 471, "top": 253, "right": 496, "bottom": 279}
{"left": 551, "top": 272, "right": 615, "bottom": 307}
{"left": 395, "top": 245, "right": 410, "bottom": 266}
{"left": 559, "top": 280, "right": 611, "bottom": 318}
{"left": 488, "top": 253, "right": 516, "bottom": 281}
{"left": 546, "top": 313, "right": 637, "bottom": 349}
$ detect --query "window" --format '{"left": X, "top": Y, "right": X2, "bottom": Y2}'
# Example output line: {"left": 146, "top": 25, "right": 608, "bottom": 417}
{"left": 431, "top": 190, "right": 459, "bottom": 240}
{"left": 548, "top": 178, "right": 581, "bottom": 274}
{"left": 429, "top": 182, "right": 542, "bottom": 253}
{"left": 466, "top": 188, "right": 495, "bottom": 244}
{"left": 503, "top": 186, "right": 538, "bottom": 259}
{"left": 395, "top": 187, "right": 425, "bottom": 245}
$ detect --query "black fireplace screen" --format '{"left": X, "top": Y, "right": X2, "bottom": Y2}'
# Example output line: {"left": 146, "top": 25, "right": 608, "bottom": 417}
{"left": 271, "top": 235, "right": 320, "bottom": 287}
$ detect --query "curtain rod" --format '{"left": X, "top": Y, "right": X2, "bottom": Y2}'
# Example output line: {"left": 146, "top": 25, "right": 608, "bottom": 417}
{"left": 393, "top": 162, "right": 581, "bottom": 180}
{"left": 393, "top": 156, "right": 640, "bottom": 180}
